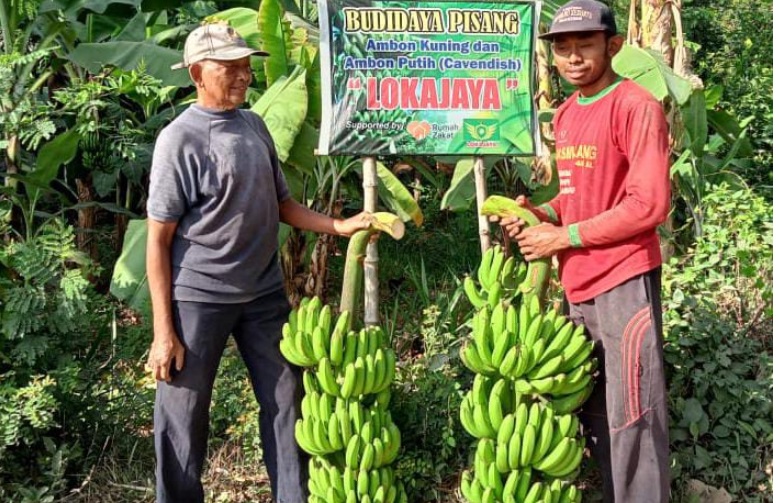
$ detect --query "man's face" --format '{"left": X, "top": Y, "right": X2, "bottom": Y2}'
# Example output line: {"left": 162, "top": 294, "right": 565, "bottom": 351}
{"left": 193, "top": 57, "right": 252, "bottom": 110}
{"left": 551, "top": 32, "right": 621, "bottom": 91}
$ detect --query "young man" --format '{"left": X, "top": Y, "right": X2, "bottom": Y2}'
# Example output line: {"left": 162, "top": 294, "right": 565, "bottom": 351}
{"left": 146, "top": 22, "right": 369, "bottom": 503}
{"left": 494, "top": 1, "right": 671, "bottom": 500}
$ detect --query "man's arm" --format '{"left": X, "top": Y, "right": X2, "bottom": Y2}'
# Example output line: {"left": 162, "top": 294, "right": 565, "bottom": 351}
{"left": 518, "top": 99, "right": 670, "bottom": 259}
{"left": 278, "top": 198, "right": 370, "bottom": 237}
{"left": 572, "top": 99, "right": 670, "bottom": 247}
{"left": 146, "top": 218, "right": 185, "bottom": 382}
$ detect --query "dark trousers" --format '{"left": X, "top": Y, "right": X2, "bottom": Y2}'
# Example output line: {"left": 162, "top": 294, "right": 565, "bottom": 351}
{"left": 567, "top": 269, "right": 670, "bottom": 502}
{"left": 154, "top": 290, "right": 307, "bottom": 503}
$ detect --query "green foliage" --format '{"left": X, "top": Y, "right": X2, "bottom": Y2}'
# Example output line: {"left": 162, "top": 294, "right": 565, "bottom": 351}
{"left": 0, "top": 218, "right": 110, "bottom": 501}
{"left": 391, "top": 305, "right": 470, "bottom": 502}
{"left": 662, "top": 183, "right": 772, "bottom": 501}
{"left": 683, "top": 0, "right": 773, "bottom": 192}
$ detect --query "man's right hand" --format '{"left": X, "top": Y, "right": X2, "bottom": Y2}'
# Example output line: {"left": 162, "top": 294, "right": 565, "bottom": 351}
{"left": 147, "top": 331, "right": 185, "bottom": 382}
{"left": 489, "top": 195, "right": 537, "bottom": 240}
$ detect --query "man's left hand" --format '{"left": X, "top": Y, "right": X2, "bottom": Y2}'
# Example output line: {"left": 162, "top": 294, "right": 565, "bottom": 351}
{"left": 516, "top": 223, "right": 571, "bottom": 260}
{"left": 334, "top": 211, "right": 373, "bottom": 237}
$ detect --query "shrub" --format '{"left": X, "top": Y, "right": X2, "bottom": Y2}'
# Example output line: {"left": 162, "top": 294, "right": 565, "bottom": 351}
{"left": 662, "top": 183, "right": 773, "bottom": 501}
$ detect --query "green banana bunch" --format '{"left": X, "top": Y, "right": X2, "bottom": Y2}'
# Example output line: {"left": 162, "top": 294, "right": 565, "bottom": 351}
{"left": 464, "top": 245, "right": 529, "bottom": 310}
{"left": 309, "top": 457, "right": 408, "bottom": 503}
{"left": 279, "top": 297, "right": 348, "bottom": 368}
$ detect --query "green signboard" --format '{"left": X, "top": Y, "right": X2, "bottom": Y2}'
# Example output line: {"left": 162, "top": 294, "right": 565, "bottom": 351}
{"left": 317, "top": 0, "right": 540, "bottom": 156}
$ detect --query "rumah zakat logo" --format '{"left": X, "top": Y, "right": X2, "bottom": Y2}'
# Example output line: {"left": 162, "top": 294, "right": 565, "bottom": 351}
{"left": 406, "top": 121, "right": 432, "bottom": 140}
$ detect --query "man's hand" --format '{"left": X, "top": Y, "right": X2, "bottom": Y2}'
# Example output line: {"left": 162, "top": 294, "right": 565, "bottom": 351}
{"left": 489, "top": 195, "right": 537, "bottom": 239}
{"left": 333, "top": 211, "right": 373, "bottom": 237}
{"left": 146, "top": 330, "right": 185, "bottom": 382}
{"left": 515, "top": 223, "right": 570, "bottom": 261}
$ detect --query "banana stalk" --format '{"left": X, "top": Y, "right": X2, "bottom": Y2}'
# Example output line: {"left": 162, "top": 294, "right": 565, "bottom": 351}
{"left": 480, "top": 195, "right": 550, "bottom": 302}
{"left": 340, "top": 212, "right": 404, "bottom": 324}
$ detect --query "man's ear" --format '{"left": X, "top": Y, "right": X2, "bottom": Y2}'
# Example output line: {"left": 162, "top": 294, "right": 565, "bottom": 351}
{"left": 608, "top": 34, "right": 625, "bottom": 57}
{"left": 189, "top": 63, "right": 203, "bottom": 87}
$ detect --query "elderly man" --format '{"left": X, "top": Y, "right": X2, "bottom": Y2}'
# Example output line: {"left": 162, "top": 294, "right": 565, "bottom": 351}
{"left": 146, "top": 22, "right": 368, "bottom": 503}
{"left": 494, "top": 1, "right": 671, "bottom": 501}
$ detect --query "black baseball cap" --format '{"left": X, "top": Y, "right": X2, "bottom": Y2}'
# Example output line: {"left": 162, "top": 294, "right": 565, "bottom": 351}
{"left": 539, "top": 0, "right": 617, "bottom": 40}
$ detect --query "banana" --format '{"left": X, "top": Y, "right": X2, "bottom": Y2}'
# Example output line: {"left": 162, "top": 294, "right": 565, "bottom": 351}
{"left": 341, "top": 363, "right": 357, "bottom": 399}
{"left": 279, "top": 338, "right": 309, "bottom": 367}
{"left": 296, "top": 302, "right": 308, "bottom": 336}
{"left": 460, "top": 470, "right": 474, "bottom": 502}
{"left": 550, "top": 381, "right": 594, "bottom": 414}
{"left": 523, "top": 312, "right": 544, "bottom": 350}
{"left": 520, "top": 423, "right": 537, "bottom": 468}
{"left": 537, "top": 319, "right": 575, "bottom": 366}
{"left": 473, "top": 308, "right": 494, "bottom": 365}
{"left": 295, "top": 328, "right": 316, "bottom": 365}
{"left": 287, "top": 308, "right": 299, "bottom": 334}
{"left": 523, "top": 481, "right": 544, "bottom": 503}
{"left": 514, "top": 402, "right": 529, "bottom": 435}
{"left": 338, "top": 407, "right": 353, "bottom": 444}
{"left": 386, "top": 423, "right": 401, "bottom": 463}
{"left": 328, "top": 414, "right": 344, "bottom": 451}
{"left": 555, "top": 414, "right": 574, "bottom": 438}
{"left": 344, "top": 331, "right": 359, "bottom": 366}
{"left": 373, "top": 349, "right": 387, "bottom": 392}
{"left": 491, "top": 329, "right": 512, "bottom": 369}
{"left": 525, "top": 338, "right": 545, "bottom": 375}
{"left": 360, "top": 442, "right": 375, "bottom": 471}
{"left": 500, "top": 256, "right": 517, "bottom": 289}
{"left": 488, "top": 462, "right": 504, "bottom": 501}
{"left": 364, "top": 354, "right": 377, "bottom": 395}
{"left": 560, "top": 341, "right": 596, "bottom": 373}
{"left": 529, "top": 374, "right": 557, "bottom": 394}
{"left": 464, "top": 276, "right": 488, "bottom": 309}
{"left": 507, "top": 428, "right": 522, "bottom": 470}
{"left": 460, "top": 395, "right": 482, "bottom": 438}
{"left": 503, "top": 470, "right": 520, "bottom": 500}
{"left": 318, "top": 357, "right": 340, "bottom": 396}
{"left": 353, "top": 357, "right": 367, "bottom": 397}
{"left": 534, "top": 437, "right": 573, "bottom": 473}
{"left": 487, "top": 379, "right": 506, "bottom": 432}
{"left": 490, "top": 303, "right": 506, "bottom": 338}
{"left": 469, "top": 476, "right": 485, "bottom": 503}
{"left": 527, "top": 294, "right": 541, "bottom": 319}
{"left": 528, "top": 353, "right": 565, "bottom": 380}
{"left": 545, "top": 439, "right": 584, "bottom": 478}
{"left": 498, "top": 345, "right": 520, "bottom": 377}
{"left": 478, "top": 246, "right": 496, "bottom": 291}
{"left": 368, "top": 326, "right": 384, "bottom": 357}
{"left": 497, "top": 413, "right": 516, "bottom": 447}
{"left": 295, "top": 419, "right": 315, "bottom": 454}
{"left": 306, "top": 296, "right": 322, "bottom": 335}
{"left": 357, "top": 469, "right": 370, "bottom": 498}
{"left": 330, "top": 327, "right": 345, "bottom": 367}
{"left": 488, "top": 246, "right": 505, "bottom": 288}
{"left": 532, "top": 408, "right": 556, "bottom": 464}
{"left": 496, "top": 441, "right": 510, "bottom": 473}
{"left": 318, "top": 392, "right": 333, "bottom": 420}
{"left": 517, "top": 302, "right": 530, "bottom": 342}
{"left": 462, "top": 342, "right": 489, "bottom": 374}
{"left": 356, "top": 329, "right": 369, "bottom": 359}
{"left": 345, "top": 435, "right": 362, "bottom": 469}
{"left": 474, "top": 400, "right": 497, "bottom": 438}
{"left": 372, "top": 437, "right": 385, "bottom": 469}
{"left": 310, "top": 324, "right": 326, "bottom": 363}
{"left": 378, "top": 349, "right": 396, "bottom": 392}
{"left": 516, "top": 468, "right": 533, "bottom": 501}
{"left": 486, "top": 282, "right": 503, "bottom": 309}
{"left": 505, "top": 305, "right": 518, "bottom": 335}
{"left": 552, "top": 372, "right": 592, "bottom": 397}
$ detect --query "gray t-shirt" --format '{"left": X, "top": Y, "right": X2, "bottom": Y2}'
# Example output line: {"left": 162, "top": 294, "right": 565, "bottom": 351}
{"left": 147, "top": 104, "right": 290, "bottom": 303}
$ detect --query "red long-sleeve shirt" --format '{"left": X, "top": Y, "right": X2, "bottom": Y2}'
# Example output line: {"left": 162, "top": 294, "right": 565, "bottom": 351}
{"left": 539, "top": 79, "right": 670, "bottom": 303}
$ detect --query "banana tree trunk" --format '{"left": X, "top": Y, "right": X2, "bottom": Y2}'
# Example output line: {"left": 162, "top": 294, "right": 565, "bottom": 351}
{"left": 474, "top": 156, "right": 491, "bottom": 253}
{"left": 76, "top": 176, "right": 98, "bottom": 262}
{"left": 362, "top": 156, "right": 379, "bottom": 327}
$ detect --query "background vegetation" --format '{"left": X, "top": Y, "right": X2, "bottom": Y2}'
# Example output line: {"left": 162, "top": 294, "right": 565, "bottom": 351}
{"left": 0, "top": 0, "right": 771, "bottom": 502}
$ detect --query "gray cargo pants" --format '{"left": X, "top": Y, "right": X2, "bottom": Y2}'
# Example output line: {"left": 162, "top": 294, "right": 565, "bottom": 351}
{"left": 567, "top": 269, "right": 670, "bottom": 502}
{"left": 154, "top": 290, "right": 307, "bottom": 503}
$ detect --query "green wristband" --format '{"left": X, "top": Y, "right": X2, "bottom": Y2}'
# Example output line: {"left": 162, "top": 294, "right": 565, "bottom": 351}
{"left": 568, "top": 224, "right": 583, "bottom": 248}
{"left": 538, "top": 204, "right": 558, "bottom": 223}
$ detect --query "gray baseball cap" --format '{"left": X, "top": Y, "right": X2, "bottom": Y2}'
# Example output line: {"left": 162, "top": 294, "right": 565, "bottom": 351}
{"left": 171, "top": 22, "right": 269, "bottom": 70}
{"left": 539, "top": 0, "right": 617, "bottom": 40}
